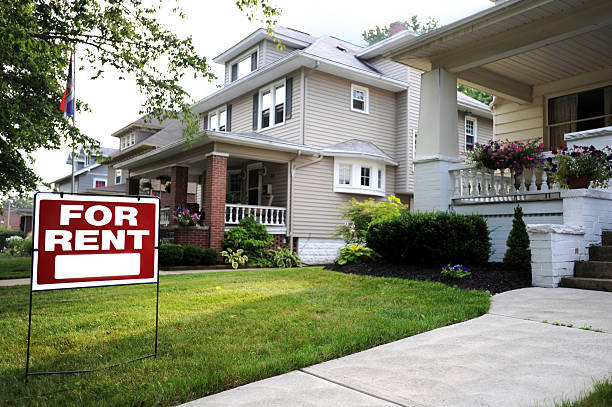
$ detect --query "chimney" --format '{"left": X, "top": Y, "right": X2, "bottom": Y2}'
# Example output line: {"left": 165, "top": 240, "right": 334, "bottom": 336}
{"left": 389, "top": 21, "right": 406, "bottom": 37}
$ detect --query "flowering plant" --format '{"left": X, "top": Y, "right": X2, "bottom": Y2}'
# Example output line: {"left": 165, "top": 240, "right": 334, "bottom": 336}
{"left": 545, "top": 145, "right": 612, "bottom": 189}
{"left": 172, "top": 206, "right": 200, "bottom": 226}
{"left": 463, "top": 139, "right": 544, "bottom": 173}
{"left": 441, "top": 264, "right": 472, "bottom": 279}
{"left": 0, "top": 243, "right": 25, "bottom": 257}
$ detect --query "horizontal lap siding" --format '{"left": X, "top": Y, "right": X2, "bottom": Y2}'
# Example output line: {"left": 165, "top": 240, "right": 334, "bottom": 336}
{"left": 458, "top": 112, "right": 494, "bottom": 155}
{"left": 262, "top": 162, "right": 288, "bottom": 207}
{"left": 493, "top": 99, "right": 543, "bottom": 143}
{"left": 305, "top": 71, "right": 396, "bottom": 156}
{"left": 292, "top": 157, "right": 396, "bottom": 238}
{"left": 395, "top": 91, "right": 408, "bottom": 193}
{"left": 262, "top": 40, "right": 294, "bottom": 65}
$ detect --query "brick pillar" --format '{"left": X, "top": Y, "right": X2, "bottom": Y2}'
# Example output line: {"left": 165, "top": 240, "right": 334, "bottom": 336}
{"left": 170, "top": 166, "right": 188, "bottom": 208}
{"left": 126, "top": 177, "right": 140, "bottom": 195}
{"left": 204, "top": 153, "right": 227, "bottom": 252}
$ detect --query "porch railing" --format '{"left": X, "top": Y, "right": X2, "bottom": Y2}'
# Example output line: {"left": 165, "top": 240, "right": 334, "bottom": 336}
{"left": 225, "top": 204, "right": 286, "bottom": 226}
{"left": 449, "top": 163, "right": 561, "bottom": 203}
{"left": 160, "top": 207, "right": 171, "bottom": 226}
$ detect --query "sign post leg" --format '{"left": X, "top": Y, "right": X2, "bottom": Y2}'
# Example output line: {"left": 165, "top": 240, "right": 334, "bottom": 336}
{"left": 25, "top": 289, "right": 33, "bottom": 384}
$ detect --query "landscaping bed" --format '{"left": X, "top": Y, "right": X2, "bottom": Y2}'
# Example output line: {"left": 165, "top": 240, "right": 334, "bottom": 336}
{"left": 326, "top": 262, "right": 531, "bottom": 295}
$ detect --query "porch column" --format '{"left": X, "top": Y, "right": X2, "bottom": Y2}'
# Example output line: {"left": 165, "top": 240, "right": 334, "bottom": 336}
{"left": 170, "top": 166, "right": 188, "bottom": 208}
{"left": 126, "top": 177, "right": 140, "bottom": 195}
{"left": 204, "top": 152, "right": 228, "bottom": 253}
{"left": 414, "top": 67, "right": 460, "bottom": 212}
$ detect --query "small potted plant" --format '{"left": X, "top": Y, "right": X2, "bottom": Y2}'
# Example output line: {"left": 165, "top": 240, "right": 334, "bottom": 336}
{"left": 545, "top": 145, "right": 612, "bottom": 189}
{"left": 172, "top": 206, "right": 200, "bottom": 227}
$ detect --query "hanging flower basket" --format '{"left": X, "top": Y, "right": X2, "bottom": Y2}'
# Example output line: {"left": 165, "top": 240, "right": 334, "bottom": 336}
{"left": 462, "top": 139, "right": 544, "bottom": 173}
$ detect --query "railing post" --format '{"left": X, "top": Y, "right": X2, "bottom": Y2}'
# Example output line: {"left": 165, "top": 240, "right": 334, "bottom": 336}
{"left": 529, "top": 168, "right": 537, "bottom": 192}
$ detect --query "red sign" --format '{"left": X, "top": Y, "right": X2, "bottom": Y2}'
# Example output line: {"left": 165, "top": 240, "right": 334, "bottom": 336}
{"left": 32, "top": 193, "right": 159, "bottom": 291}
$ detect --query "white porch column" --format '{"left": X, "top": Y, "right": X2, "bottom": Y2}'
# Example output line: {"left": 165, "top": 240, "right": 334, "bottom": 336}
{"left": 414, "top": 68, "right": 460, "bottom": 212}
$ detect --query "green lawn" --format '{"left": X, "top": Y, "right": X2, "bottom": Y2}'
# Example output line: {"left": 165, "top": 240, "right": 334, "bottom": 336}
{"left": 0, "top": 267, "right": 489, "bottom": 406}
{"left": 556, "top": 378, "right": 612, "bottom": 407}
{"left": 0, "top": 257, "right": 31, "bottom": 279}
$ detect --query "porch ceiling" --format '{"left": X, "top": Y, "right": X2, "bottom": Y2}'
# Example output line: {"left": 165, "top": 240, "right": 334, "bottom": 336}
{"left": 382, "top": 0, "right": 612, "bottom": 104}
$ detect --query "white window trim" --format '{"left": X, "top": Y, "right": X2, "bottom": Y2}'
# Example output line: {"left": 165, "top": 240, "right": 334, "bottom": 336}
{"left": 258, "top": 79, "right": 286, "bottom": 130}
{"left": 120, "top": 133, "right": 136, "bottom": 150}
{"left": 464, "top": 115, "right": 477, "bottom": 150}
{"left": 333, "top": 157, "right": 385, "bottom": 197}
{"left": 115, "top": 169, "right": 122, "bottom": 185}
{"left": 93, "top": 178, "right": 107, "bottom": 188}
{"left": 350, "top": 84, "right": 370, "bottom": 114}
{"left": 207, "top": 105, "right": 228, "bottom": 131}
{"left": 229, "top": 46, "right": 259, "bottom": 83}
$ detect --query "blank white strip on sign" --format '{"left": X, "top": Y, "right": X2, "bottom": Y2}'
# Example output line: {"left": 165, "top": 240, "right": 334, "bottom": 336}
{"left": 55, "top": 253, "right": 141, "bottom": 279}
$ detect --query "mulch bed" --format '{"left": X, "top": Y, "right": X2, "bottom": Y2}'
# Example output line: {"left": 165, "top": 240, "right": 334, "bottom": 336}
{"left": 325, "top": 262, "right": 531, "bottom": 295}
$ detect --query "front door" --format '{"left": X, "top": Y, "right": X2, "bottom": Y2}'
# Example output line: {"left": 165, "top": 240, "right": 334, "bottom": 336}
{"left": 247, "top": 167, "right": 261, "bottom": 205}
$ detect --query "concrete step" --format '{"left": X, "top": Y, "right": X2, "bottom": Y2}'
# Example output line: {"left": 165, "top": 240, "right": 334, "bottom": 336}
{"left": 560, "top": 277, "right": 612, "bottom": 292}
{"left": 601, "top": 231, "right": 612, "bottom": 246}
{"left": 575, "top": 261, "right": 612, "bottom": 279}
{"left": 589, "top": 246, "right": 612, "bottom": 262}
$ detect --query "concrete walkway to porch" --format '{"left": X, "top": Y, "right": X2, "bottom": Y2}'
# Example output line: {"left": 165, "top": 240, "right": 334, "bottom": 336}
{"left": 180, "top": 287, "right": 612, "bottom": 407}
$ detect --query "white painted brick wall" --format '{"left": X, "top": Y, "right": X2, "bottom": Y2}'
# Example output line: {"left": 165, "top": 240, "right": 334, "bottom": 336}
{"left": 562, "top": 189, "right": 612, "bottom": 247}
{"left": 297, "top": 238, "right": 345, "bottom": 265}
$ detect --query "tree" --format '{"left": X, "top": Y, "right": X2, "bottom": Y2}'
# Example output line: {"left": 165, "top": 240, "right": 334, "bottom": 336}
{"left": 362, "top": 17, "right": 493, "bottom": 106}
{"left": 362, "top": 15, "right": 439, "bottom": 45}
{"left": 0, "top": 0, "right": 281, "bottom": 195}
{"left": 503, "top": 205, "right": 531, "bottom": 270}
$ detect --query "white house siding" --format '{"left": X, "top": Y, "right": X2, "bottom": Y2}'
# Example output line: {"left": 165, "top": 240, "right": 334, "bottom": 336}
{"left": 395, "top": 90, "right": 409, "bottom": 193}
{"left": 291, "top": 156, "right": 396, "bottom": 238}
{"left": 203, "top": 69, "right": 302, "bottom": 144}
{"left": 304, "top": 71, "right": 397, "bottom": 155}
{"left": 368, "top": 57, "right": 410, "bottom": 82}
{"left": 262, "top": 162, "right": 288, "bottom": 208}
{"left": 262, "top": 40, "right": 294, "bottom": 66}
{"left": 457, "top": 111, "right": 493, "bottom": 155}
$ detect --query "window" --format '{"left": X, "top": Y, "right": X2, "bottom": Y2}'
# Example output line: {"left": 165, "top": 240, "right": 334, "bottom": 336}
{"left": 120, "top": 133, "right": 135, "bottom": 150}
{"left": 259, "top": 80, "right": 285, "bottom": 129}
{"left": 547, "top": 84, "right": 612, "bottom": 149}
{"left": 465, "top": 116, "right": 477, "bottom": 151}
{"left": 230, "top": 49, "right": 258, "bottom": 83}
{"left": 351, "top": 84, "right": 369, "bottom": 113}
{"left": 333, "top": 158, "right": 385, "bottom": 197}
{"left": 360, "top": 167, "right": 370, "bottom": 186}
{"left": 115, "top": 169, "right": 122, "bottom": 185}
{"left": 94, "top": 179, "right": 107, "bottom": 188}
{"left": 207, "top": 106, "right": 227, "bottom": 131}
{"left": 338, "top": 164, "right": 351, "bottom": 185}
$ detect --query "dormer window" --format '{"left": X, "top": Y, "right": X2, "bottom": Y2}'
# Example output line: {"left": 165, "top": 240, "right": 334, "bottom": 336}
{"left": 230, "top": 48, "right": 258, "bottom": 82}
{"left": 120, "top": 133, "right": 135, "bottom": 150}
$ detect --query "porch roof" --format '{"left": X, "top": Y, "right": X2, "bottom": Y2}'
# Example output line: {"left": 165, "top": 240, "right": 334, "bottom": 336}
{"left": 375, "top": 0, "right": 612, "bottom": 104}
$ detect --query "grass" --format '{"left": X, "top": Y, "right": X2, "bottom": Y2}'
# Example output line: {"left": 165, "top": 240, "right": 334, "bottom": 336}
{"left": 556, "top": 378, "right": 612, "bottom": 406}
{"left": 0, "top": 257, "right": 31, "bottom": 279}
{"left": 0, "top": 267, "right": 490, "bottom": 406}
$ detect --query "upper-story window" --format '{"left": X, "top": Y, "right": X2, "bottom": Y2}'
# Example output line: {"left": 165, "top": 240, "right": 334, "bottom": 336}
{"left": 333, "top": 158, "right": 385, "bottom": 197}
{"left": 120, "top": 133, "right": 135, "bottom": 150}
{"left": 351, "top": 84, "right": 369, "bottom": 114}
{"left": 465, "top": 116, "right": 477, "bottom": 151}
{"left": 259, "top": 80, "right": 285, "bottom": 130}
{"left": 547, "top": 84, "right": 612, "bottom": 149}
{"left": 207, "top": 106, "right": 227, "bottom": 131}
{"left": 115, "top": 169, "right": 122, "bottom": 185}
{"left": 230, "top": 48, "right": 258, "bottom": 82}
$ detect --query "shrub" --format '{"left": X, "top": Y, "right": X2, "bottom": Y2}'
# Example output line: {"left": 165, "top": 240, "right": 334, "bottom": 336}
{"left": 503, "top": 206, "right": 531, "bottom": 269}
{"left": 159, "top": 243, "right": 183, "bottom": 266}
{"left": 0, "top": 230, "right": 25, "bottom": 248}
{"left": 441, "top": 264, "right": 472, "bottom": 279}
{"left": 201, "top": 248, "right": 218, "bottom": 265}
{"left": 267, "top": 248, "right": 302, "bottom": 268}
{"left": 336, "top": 196, "right": 408, "bottom": 244}
{"left": 337, "top": 244, "right": 377, "bottom": 265}
{"left": 366, "top": 211, "right": 491, "bottom": 266}
{"left": 223, "top": 216, "right": 273, "bottom": 260}
{"left": 20, "top": 235, "right": 33, "bottom": 256}
{"left": 182, "top": 245, "right": 204, "bottom": 266}
{"left": 222, "top": 248, "right": 248, "bottom": 269}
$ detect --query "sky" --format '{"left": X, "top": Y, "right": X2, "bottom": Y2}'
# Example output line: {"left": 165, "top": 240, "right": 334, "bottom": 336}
{"left": 33, "top": 0, "right": 493, "bottom": 187}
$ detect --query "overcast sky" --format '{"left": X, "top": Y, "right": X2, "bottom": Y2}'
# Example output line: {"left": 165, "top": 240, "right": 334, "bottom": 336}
{"left": 34, "top": 0, "right": 493, "bottom": 187}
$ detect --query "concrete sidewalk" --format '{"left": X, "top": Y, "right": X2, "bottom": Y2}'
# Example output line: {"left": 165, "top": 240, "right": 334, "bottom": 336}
{"left": 181, "top": 287, "right": 612, "bottom": 407}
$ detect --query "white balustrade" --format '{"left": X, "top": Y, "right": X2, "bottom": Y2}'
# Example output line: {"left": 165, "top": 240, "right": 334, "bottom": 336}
{"left": 160, "top": 207, "right": 171, "bottom": 226}
{"left": 225, "top": 204, "right": 286, "bottom": 226}
{"left": 449, "top": 163, "right": 560, "bottom": 203}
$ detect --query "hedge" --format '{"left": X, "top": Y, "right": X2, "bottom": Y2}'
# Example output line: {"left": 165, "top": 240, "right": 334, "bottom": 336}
{"left": 366, "top": 211, "right": 491, "bottom": 266}
{"left": 159, "top": 244, "right": 218, "bottom": 267}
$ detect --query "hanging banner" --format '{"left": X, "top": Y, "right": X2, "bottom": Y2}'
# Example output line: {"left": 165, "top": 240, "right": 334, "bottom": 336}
{"left": 32, "top": 193, "right": 159, "bottom": 291}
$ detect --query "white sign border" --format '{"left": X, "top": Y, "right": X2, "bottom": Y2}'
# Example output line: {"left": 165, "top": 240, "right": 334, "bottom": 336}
{"left": 31, "top": 192, "right": 159, "bottom": 291}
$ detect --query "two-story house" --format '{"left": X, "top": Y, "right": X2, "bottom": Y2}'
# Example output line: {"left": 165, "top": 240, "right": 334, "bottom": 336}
{"left": 114, "top": 26, "right": 492, "bottom": 263}
{"left": 53, "top": 147, "right": 117, "bottom": 193}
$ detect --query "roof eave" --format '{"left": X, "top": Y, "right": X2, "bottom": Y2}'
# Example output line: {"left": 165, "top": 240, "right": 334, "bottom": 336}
{"left": 322, "top": 150, "right": 398, "bottom": 166}
{"left": 213, "top": 29, "right": 311, "bottom": 63}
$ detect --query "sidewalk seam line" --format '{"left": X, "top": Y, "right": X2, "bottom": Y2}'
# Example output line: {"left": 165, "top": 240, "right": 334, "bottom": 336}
{"left": 487, "top": 312, "right": 610, "bottom": 335}
{"left": 299, "top": 369, "right": 416, "bottom": 407}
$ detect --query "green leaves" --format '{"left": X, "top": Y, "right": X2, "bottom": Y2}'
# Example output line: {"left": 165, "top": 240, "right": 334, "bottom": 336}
{"left": 362, "top": 15, "right": 439, "bottom": 45}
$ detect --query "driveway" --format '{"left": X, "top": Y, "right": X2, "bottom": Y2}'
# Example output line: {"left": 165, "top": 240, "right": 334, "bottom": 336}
{"left": 181, "top": 287, "right": 612, "bottom": 407}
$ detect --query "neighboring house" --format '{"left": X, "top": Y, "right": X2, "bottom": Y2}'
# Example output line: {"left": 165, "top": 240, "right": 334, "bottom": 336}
{"left": 379, "top": 0, "right": 612, "bottom": 287}
{"left": 0, "top": 207, "right": 32, "bottom": 234}
{"left": 114, "top": 26, "right": 491, "bottom": 263}
{"left": 101, "top": 116, "right": 197, "bottom": 206}
{"left": 53, "top": 147, "right": 117, "bottom": 193}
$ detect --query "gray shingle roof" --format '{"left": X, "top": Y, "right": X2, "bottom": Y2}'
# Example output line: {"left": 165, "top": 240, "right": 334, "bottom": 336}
{"left": 302, "top": 36, "right": 380, "bottom": 74}
{"left": 323, "top": 139, "right": 396, "bottom": 164}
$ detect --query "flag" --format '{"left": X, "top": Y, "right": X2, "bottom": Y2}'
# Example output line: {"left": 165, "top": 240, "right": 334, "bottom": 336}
{"left": 60, "top": 54, "right": 75, "bottom": 118}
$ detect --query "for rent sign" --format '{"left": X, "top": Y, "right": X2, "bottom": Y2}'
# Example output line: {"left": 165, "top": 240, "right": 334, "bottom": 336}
{"left": 32, "top": 193, "right": 159, "bottom": 290}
